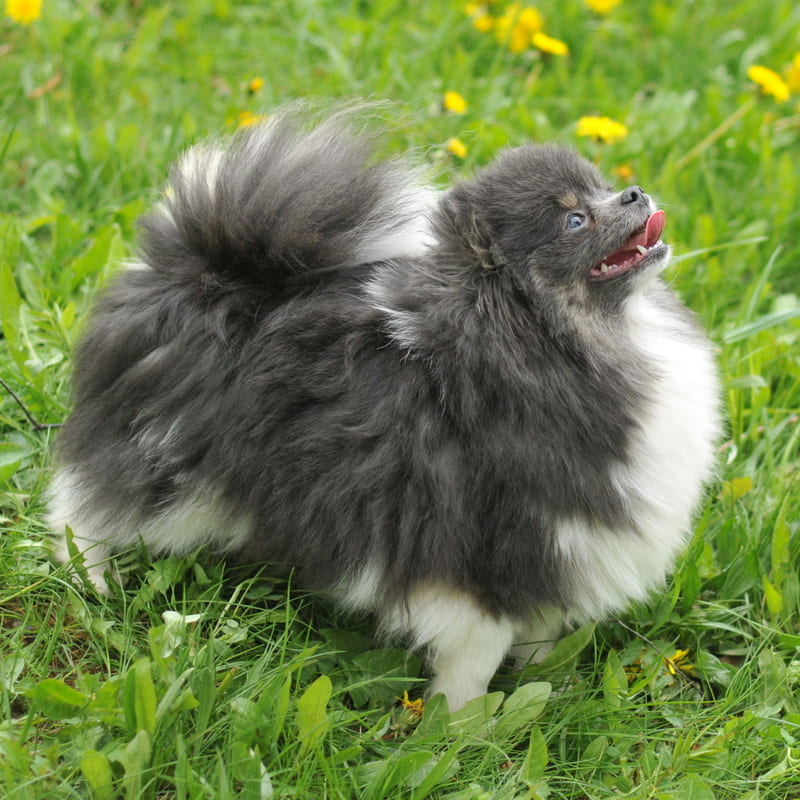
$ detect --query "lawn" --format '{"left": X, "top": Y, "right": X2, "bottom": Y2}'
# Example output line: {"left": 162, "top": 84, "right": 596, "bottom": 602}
{"left": 1, "top": 1, "right": 799, "bottom": 798}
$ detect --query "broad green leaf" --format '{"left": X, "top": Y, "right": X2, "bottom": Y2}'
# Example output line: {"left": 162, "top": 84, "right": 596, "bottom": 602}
{"left": 272, "top": 674, "right": 292, "bottom": 743}
{"left": 529, "top": 623, "right": 596, "bottom": 674}
{"left": 0, "top": 654, "right": 25, "bottom": 692}
{"left": 579, "top": 736, "right": 608, "bottom": 775}
{"left": 493, "top": 681, "right": 550, "bottom": 739}
{"left": 0, "top": 214, "right": 21, "bottom": 265}
{"left": 156, "top": 669, "right": 198, "bottom": 721}
{"left": 114, "top": 729, "right": 151, "bottom": 782}
{"left": 80, "top": 749, "right": 114, "bottom": 800}
{"left": 360, "top": 750, "right": 433, "bottom": 799}
{"left": 411, "top": 691, "right": 449, "bottom": 740}
{"left": 328, "top": 745, "right": 363, "bottom": 765}
{"left": 777, "top": 633, "right": 800, "bottom": 650}
{"left": 0, "top": 442, "right": 28, "bottom": 481}
{"left": 521, "top": 726, "right": 548, "bottom": 786}
{"left": 602, "top": 650, "right": 627, "bottom": 708}
{"left": 296, "top": 674, "right": 332, "bottom": 755}
{"left": 230, "top": 696, "right": 269, "bottom": 748}
{"left": 662, "top": 775, "right": 717, "bottom": 800}
{"left": 394, "top": 751, "right": 436, "bottom": 791}
{"left": 125, "top": 658, "right": 157, "bottom": 736}
{"left": 407, "top": 744, "right": 460, "bottom": 795}
{"left": 26, "top": 678, "right": 89, "bottom": 719}
{"left": 447, "top": 691, "right": 504, "bottom": 736}
{"left": 230, "top": 740, "right": 274, "bottom": 799}
{"left": 762, "top": 575, "right": 784, "bottom": 617}
{"left": 194, "top": 643, "right": 217, "bottom": 735}
{"left": 721, "top": 476, "right": 753, "bottom": 501}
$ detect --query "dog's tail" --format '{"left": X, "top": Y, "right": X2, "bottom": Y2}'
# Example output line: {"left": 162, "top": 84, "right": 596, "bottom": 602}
{"left": 138, "top": 106, "right": 436, "bottom": 294}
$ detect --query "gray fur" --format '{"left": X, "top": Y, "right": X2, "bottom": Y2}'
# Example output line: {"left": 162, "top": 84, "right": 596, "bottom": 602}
{"left": 49, "top": 108, "right": 720, "bottom": 707}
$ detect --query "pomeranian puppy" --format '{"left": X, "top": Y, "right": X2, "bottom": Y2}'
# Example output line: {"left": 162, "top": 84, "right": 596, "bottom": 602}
{"left": 49, "top": 108, "right": 720, "bottom": 711}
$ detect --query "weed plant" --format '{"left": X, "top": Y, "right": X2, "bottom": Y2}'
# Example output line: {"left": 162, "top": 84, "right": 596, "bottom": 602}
{"left": 1, "top": 1, "right": 799, "bottom": 798}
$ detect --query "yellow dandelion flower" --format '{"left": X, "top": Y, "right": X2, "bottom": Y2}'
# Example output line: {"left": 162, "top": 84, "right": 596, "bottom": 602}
{"left": 532, "top": 31, "right": 569, "bottom": 56}
{"left": 747, "top": 64, "right": 790, "bottom": 103}
{"left": 443, "top": 90, "right": 468, "bottom": 114}
{"left": 624, "top": 655, "right": 643, "bottom": 683}
{"left": 585, "top": 0, "right": 621, "bottom": 14}
{"left": 516, "top": 7, "right": 543, "bottom": 33}
{"left": 397, "top": 691, "right": 425, "bottom": 718}
{"left": 664, "top": 649, "right": 697, "bottom": 678}
{"left": 612, "top": 163, "right": 635, "bottom": 182}
{"left": 248, "top": 77, "right": 265, "bottom": 94}
{"left": 576, "top": 115, "right": 629, "bottom": 144}
{"left": 5, "top": 0, "right": 41, "bottom": 24}
{"left": 495, "top": 3, "right": 544, "bottom": 54}
{"left": 466, "top": 2, "right": 494, "bottom": 32}
{"left": 785, "top": 54, "right": 800, "bottom": 94}
{"left": 446, "top": 137, "right": 468, "bottom": 159}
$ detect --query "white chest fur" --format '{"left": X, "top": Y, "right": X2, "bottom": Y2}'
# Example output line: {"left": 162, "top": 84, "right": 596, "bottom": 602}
{"left": 556, "top": 289, "right": 721, "bottom": 622}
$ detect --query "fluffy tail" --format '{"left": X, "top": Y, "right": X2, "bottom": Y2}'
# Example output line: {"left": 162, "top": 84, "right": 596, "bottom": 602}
{"left": 138, "top": 107, "right": 436, "bottom": 293}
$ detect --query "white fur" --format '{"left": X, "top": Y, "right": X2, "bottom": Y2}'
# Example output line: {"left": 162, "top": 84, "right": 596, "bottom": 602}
{"left": 136, "top": 490, "right": 253, "bottom": 556}
{"left": 48, "top": 467, "right": 252, "bottom": 594}
{"left": 130, "top": 413, "right": 185, "bottom": 460}
{"left": 48, "top": 469, "right": 118, "bottom": 591}
{"left": 353, "top": 186, "right": 438, "bottom": 264}
{"left": 339, "top": 567, "right": 563, "bottom": 706}
{"left": 555, "top": 290, "right": 720, "bottom": 622}
{"left": 363, "top": 269, "right": 429, "bottom": 354}
{"left": 176, "top": 145, "right": 225, "bottom": 200}
{"left": 508, "top": 606, "right": 566, "bottom": 667}
{"left": 124, "top": 260, "right": 153, "bottom": 272}
{"left": 176, "top": 118, "right": 437, "bottom": 267}
{"left": 369, "top": 305, "right": 421, "bottom": 354}
{"left": 335, "top": 561, "right": 385, "bottom": 612}
{"left": 150, "top": 146, "right": 226, "bottom": 233}
{"left": 381, "top": 583, "right": 516, "bottom": 711}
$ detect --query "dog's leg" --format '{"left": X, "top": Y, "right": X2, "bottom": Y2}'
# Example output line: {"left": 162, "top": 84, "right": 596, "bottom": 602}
{"left": 426, "top": 617, "right": 515, "bottom": 711}
{"left": 51, "top": 525, "right": 115, "bottom": 595}
{"left": 47, "top": 468, "right": 116, "bottom": 594}
{"left": 507, "top": 607, "right": 565, "bottom": 669}
{"left": 384, "top": 584, "right": 515, "bottom": 711}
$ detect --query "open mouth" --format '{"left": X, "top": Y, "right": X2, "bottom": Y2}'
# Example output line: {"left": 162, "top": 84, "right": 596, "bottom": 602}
{"left": 590, "top": 210, "right": 667, "bottom": 281}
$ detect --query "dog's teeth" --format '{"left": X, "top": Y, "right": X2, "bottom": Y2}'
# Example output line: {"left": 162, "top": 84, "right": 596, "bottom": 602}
{"left": 599, "top": 263, "right": 610, "bottom": 273}
{"left": 636, "top": 245, "right": 648, "bottom": 255}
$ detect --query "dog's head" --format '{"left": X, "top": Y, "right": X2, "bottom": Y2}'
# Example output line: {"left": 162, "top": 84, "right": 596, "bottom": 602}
{"left": 436, "top": 145, "right": 669, "bottom": 316}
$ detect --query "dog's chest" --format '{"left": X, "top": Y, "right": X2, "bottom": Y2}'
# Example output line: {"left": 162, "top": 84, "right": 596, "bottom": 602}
{"left": 555, "top": 290, "right": 720, "bottom": 621}
{"left": 624, "top": 292, "right": 720, "bottom": 518}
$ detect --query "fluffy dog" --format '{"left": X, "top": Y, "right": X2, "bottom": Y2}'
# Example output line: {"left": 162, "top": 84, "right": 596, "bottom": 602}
{"left": 49, "top": 109, "right": 720, "bottom": 710}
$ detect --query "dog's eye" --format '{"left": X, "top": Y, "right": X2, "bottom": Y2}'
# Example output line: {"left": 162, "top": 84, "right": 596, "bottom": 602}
{"left": 565, "top": 212, "right": 586, "bottom": 230}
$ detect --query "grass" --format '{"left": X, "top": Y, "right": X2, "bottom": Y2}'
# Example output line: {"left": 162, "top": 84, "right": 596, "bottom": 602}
{"left": 1, "top": 0, "right": 799, "bottom": 797}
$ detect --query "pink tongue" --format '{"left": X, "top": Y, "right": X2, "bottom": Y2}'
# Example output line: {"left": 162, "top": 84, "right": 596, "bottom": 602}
{"left": 623, "top": 210, "right": 666, "bottom": 252}
{"left": 644, "top": 210, "right": 665, "bottom": 246}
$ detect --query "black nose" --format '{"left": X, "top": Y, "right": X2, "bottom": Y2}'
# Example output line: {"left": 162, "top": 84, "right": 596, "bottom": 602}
{"left": 621, "top": 185, "right": 647, "bottom": 206}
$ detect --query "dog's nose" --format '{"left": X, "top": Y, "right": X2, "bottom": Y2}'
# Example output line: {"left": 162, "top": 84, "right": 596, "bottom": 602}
{"left": 621, "top": 185, "right": 648, "bottom": 206}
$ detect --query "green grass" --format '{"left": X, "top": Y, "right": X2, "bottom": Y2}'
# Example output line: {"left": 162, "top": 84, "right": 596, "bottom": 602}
{"left": 2, "top": 0, "right": 800, "bottom": 797}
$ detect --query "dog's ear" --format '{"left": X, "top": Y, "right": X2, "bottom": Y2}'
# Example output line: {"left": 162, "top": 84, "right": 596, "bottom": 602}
{"left": 464, "top": 209, "right": 507, "bottom": 273}
{"left": 436, "top": 190, "right": 506, "bottom": 273}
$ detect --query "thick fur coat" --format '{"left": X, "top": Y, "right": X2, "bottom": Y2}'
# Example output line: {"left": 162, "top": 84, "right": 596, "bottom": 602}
{"left": 49, "top": 109, "right": 720, "bottom": 710}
